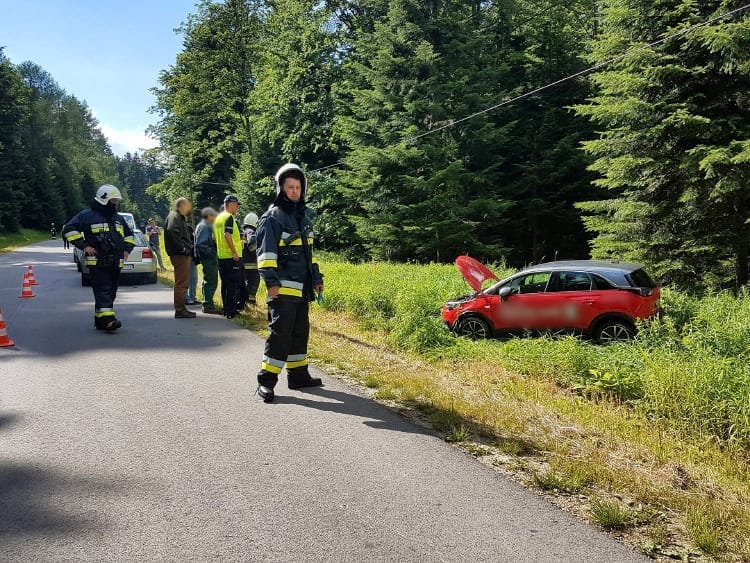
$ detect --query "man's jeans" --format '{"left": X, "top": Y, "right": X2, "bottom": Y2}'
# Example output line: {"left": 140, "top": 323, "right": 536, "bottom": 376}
{"left": 186, "top": 260, "right": 198, "bottom": 302}
{"left": 150, "top": 244, "right": 165, "bottom": 269}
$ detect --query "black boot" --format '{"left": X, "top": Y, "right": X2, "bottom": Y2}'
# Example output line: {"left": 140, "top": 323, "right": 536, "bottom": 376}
{"left": 96, "top": 317, "right": 121, "bottom": 332}
{"left": 257, "top": 385, "right": 275, "bottom": 403}
{"left": 288, "top": 371, "right": 323, "bottom": 390}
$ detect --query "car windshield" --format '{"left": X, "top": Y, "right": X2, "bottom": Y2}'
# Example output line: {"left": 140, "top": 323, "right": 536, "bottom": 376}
{"left": 133, "top": 231, "right": 148, "bottom": 247}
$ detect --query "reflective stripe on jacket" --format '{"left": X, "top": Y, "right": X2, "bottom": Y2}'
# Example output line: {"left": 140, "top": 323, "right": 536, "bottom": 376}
{"left": 62, "top": 208, "right": 135, "bottom": 267}
{"left": 256, "top": 205, "right": 323, "bottom": 302}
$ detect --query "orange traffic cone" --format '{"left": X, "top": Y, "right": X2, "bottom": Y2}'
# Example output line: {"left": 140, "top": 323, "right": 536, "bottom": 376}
{"left": 0, "top": 307, "right": 15, "bottom": 347}
{"left": 27, "top": 265, "right": 38, "bottom": 285}
{"left": 18, "top": 278, "right": 35, "bottom": 298}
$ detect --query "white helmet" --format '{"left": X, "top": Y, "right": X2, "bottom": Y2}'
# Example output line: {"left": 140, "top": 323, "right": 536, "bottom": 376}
{"left": 94, "top": 184, "right": 123, "bottom": 206}
{"left": 274, "top": 163, "right": 307, "bottom": 195}
{"left": 243, "top": 212, "right": 259, "bottom": 228}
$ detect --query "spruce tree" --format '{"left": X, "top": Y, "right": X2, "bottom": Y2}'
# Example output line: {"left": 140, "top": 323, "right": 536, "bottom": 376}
{"left": 576, "top": 0, "right": 750, "bottom": 288}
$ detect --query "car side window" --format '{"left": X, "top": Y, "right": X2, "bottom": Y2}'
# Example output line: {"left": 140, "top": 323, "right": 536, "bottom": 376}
{"left": 554, "top": 271, "right": 592, "bottom": 292}
{"left": 509, "top": 272, "right": 552, "bottom": 294}
{"left": 591, "top": 274, "right": 616, "bottom": 290}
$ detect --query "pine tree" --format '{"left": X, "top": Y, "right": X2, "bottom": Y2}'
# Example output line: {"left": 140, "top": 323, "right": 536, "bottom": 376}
{"left": 0, "top": 50, "right": 29, "bottom": 232}
{"left": 576, "top": 0, "right": 750, "bottom": 288}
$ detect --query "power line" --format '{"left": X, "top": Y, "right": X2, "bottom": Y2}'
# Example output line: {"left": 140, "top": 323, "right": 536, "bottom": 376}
{"left": 308, "top": 2, "right": 750, "bottom": 174}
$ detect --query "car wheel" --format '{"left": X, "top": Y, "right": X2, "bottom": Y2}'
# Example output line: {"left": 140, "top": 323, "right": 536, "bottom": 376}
{"left": 594, "top": 319, "right": 635, "bottom": 344}
{"left": 147, "top": 272, "right": 158, "bottom": 284}
{"left": 457, "top": 316, "right": 491, "bottom": 340}
{"left": 81, "top": 274, "right": 91, "bottom": 287}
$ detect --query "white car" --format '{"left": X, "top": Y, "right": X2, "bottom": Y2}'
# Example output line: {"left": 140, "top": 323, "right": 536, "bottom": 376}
{"left": 76, "top": 229, "right": 158, "bottom": 286}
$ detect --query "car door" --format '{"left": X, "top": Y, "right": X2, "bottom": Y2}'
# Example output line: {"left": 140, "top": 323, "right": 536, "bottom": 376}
{"left": 491, "top": 271, "right": 556, "bottom": 331}
{"left": 545, "top": 271, "right": 602, "bottom": 330}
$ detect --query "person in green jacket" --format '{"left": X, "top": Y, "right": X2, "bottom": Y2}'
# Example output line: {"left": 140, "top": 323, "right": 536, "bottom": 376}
{"left": 195, "top": 207, "right": 221, "bottom": 315}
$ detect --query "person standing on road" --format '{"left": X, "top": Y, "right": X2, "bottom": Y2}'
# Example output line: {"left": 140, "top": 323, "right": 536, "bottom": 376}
{"left": 256, "top": 164, "right": 324, "bottom": 403}
{"left": 240, "top": 212, "right": 260, "bottom": 307}
{"left": 62, "top": 224, "right": 70, "bottom": 249}
{"left": 185, "top": 239, "right": 199, "bottom": 306}
{"left": 165, "top": 198, "right": 196, "bottom": 319}
{"left": 213, "top": 195, "right": 243, "bottom": 319}
{"left": 195, "top": 207, "right": 222, "bottom": 315}
{"left": 63, "top": 185, "right": 135, "bottom": 331}
{"left": 145, "top": 218, "right": 166, "bottom": 270}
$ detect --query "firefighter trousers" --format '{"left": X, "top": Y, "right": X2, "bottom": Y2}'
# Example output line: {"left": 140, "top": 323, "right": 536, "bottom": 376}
{"left": 90, "top": 265, "right": 120, "bottom": 322}
{"left": 258, "top": 299, "right": 310, "bottom": 388}
{"left": 218, "top": 259, "right": 241, "bottom": 316}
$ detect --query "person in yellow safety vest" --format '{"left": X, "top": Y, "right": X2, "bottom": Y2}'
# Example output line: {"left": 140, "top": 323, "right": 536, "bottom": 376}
{"left": 213, "top": 194, "right": 243, "bottom": 319}
{"left": 255, "top": 164, "right": 324, "bottom": 403}
{"left": 62, "top": 185, "right": 135, "bottom": 331}
{"left": 239, "top": 212, "right": 260, "bottom": 307}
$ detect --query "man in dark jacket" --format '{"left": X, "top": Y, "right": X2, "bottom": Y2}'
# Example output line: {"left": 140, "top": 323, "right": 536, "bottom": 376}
{"left": 63, "top": 185, "right": 135, "bottom": 331}
{"left": 165, "top": 197, "right": 196, "bottom": 319}
{"left": 195, "top": 207, "right": 221, "bottom": 314}
{"left": 255, "top": 164, "right": 324, "bottom": 403}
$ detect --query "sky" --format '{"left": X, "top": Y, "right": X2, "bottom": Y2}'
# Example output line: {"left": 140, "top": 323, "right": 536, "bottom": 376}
{"left": 0, "top": 0, "right": 196, "bottom": 155}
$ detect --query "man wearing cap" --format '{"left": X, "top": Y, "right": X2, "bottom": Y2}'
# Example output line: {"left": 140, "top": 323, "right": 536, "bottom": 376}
{"left": 213, "top": 195, "right": 243, "bottom": 319}
{"left": 255, "top": 164, "right": 324, "bottom": 403}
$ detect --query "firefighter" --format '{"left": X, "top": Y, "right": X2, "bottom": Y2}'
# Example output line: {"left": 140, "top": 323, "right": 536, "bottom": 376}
{"left": 63, "top": 185, "right": 135, "bottom": 331}
{"left": 213, "top": 195, "right": 243, "bottom": 319}
{"left": 256, "top": 164, "right": 324, "bottom": 403}
{"left": 239, "top": 212, "right": 260, "bottom": 307}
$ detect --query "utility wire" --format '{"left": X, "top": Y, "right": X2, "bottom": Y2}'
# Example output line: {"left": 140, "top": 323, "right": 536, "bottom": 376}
{"left": 308, "top": 2, "right": 750, "bottom": 174}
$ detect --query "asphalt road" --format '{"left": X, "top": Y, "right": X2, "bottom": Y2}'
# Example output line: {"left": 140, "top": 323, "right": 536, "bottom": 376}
{"left": 0, "top": 240, "right": 643, "bottom": 562}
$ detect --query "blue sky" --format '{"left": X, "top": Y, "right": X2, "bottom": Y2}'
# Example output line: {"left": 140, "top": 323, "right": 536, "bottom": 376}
{"left": 0, "top": 0, "right": 196, "bottom": 155}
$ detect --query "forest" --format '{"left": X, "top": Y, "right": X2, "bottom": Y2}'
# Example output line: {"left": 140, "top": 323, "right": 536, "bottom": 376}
{"left": 0, "top": 48, "right": 167, "bottom": 232}
{"left": 149, "top": 0, "right": 750, "bottom": 290}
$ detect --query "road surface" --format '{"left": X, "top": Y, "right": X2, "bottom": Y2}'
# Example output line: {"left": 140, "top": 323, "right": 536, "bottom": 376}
{"left": 0, "top": 241, "right": 642, "bottom": 561}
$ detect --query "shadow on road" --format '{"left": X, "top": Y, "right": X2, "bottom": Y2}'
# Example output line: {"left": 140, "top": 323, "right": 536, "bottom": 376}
{"left": 0, "top": 463, "right": 123, "bottom": 536}
{"left": 0, "top": 413, "right": 20, "bottom": 430}
{"left": 276, "top": 387, "right": 429, "bottom": 436}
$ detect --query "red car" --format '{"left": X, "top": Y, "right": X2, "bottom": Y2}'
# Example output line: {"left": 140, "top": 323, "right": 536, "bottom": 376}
{"left": 442, "top": 257, "right": 660, "bottom": 342}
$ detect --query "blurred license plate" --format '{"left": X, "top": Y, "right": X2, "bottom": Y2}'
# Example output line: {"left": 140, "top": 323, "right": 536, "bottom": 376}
{"left": 122, "top": 264, "right": 135, "bottom": 270}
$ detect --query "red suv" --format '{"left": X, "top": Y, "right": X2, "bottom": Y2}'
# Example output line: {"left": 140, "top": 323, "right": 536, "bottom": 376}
{"left": 442, "top": 257, "right": 660, "bottom": 342}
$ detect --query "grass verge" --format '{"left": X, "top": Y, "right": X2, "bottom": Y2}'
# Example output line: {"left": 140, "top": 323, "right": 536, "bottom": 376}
{"left": 0, "top": 229, "right": 52, "bottom": 254}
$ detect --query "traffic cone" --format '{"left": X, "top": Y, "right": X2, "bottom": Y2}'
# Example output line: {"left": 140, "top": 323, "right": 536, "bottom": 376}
{"left": 27, "top": 265, "right": 38, "bottom": 285}
{"left": 18, "top": 278, "right": 35, "bottom": 298}
{"left": 0, "top": 307, "right": 15, "bottom": 347}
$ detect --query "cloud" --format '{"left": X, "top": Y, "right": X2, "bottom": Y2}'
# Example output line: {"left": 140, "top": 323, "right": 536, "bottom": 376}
{"left": 99, "top": 123, "right": 159, "bottom": 156}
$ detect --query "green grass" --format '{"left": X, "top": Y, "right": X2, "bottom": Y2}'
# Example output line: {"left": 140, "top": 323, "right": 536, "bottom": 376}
{"left": 320, "top": 260, "right": 750, "bottom": 451}
{"left": 590, "top": 498, "right": 635, "bottom": 530}
{"left": 0, "top": 229, "right": 51, "bottom": 253}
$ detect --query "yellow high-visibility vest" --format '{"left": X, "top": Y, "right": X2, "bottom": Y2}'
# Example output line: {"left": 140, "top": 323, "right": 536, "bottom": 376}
{"left": 213, "top": 212, "right": 242, "bottom": 260}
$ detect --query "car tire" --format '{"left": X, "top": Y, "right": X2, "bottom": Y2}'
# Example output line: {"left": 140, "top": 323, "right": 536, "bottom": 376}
{"left": 81, "top": 274, "right": 91, "bottom": 287}
{"left": 593, "top": 318, "right": 635, "bottom": 344}
{"left": 146, "top": 272, "right": 158, "bottom": 284}
{"left": 456, "top": 316, "right": 491, "bottom": 340}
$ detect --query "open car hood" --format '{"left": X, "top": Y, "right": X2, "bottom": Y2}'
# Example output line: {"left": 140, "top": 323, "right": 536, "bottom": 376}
{"left": 455, "top": 256, "right": 498, "bottom": 293}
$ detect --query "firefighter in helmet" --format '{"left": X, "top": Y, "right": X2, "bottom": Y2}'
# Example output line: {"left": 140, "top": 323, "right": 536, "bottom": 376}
{"left": 63, "top": 185, "right": 135, "bottom": 331}
{"left": 256, "top": 164, "right": 324, "bottom": 402}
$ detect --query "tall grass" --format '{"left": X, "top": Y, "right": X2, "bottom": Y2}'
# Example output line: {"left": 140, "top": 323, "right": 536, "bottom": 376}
{"left": 320, "top": 260, "right": 750, "bottom": 450}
